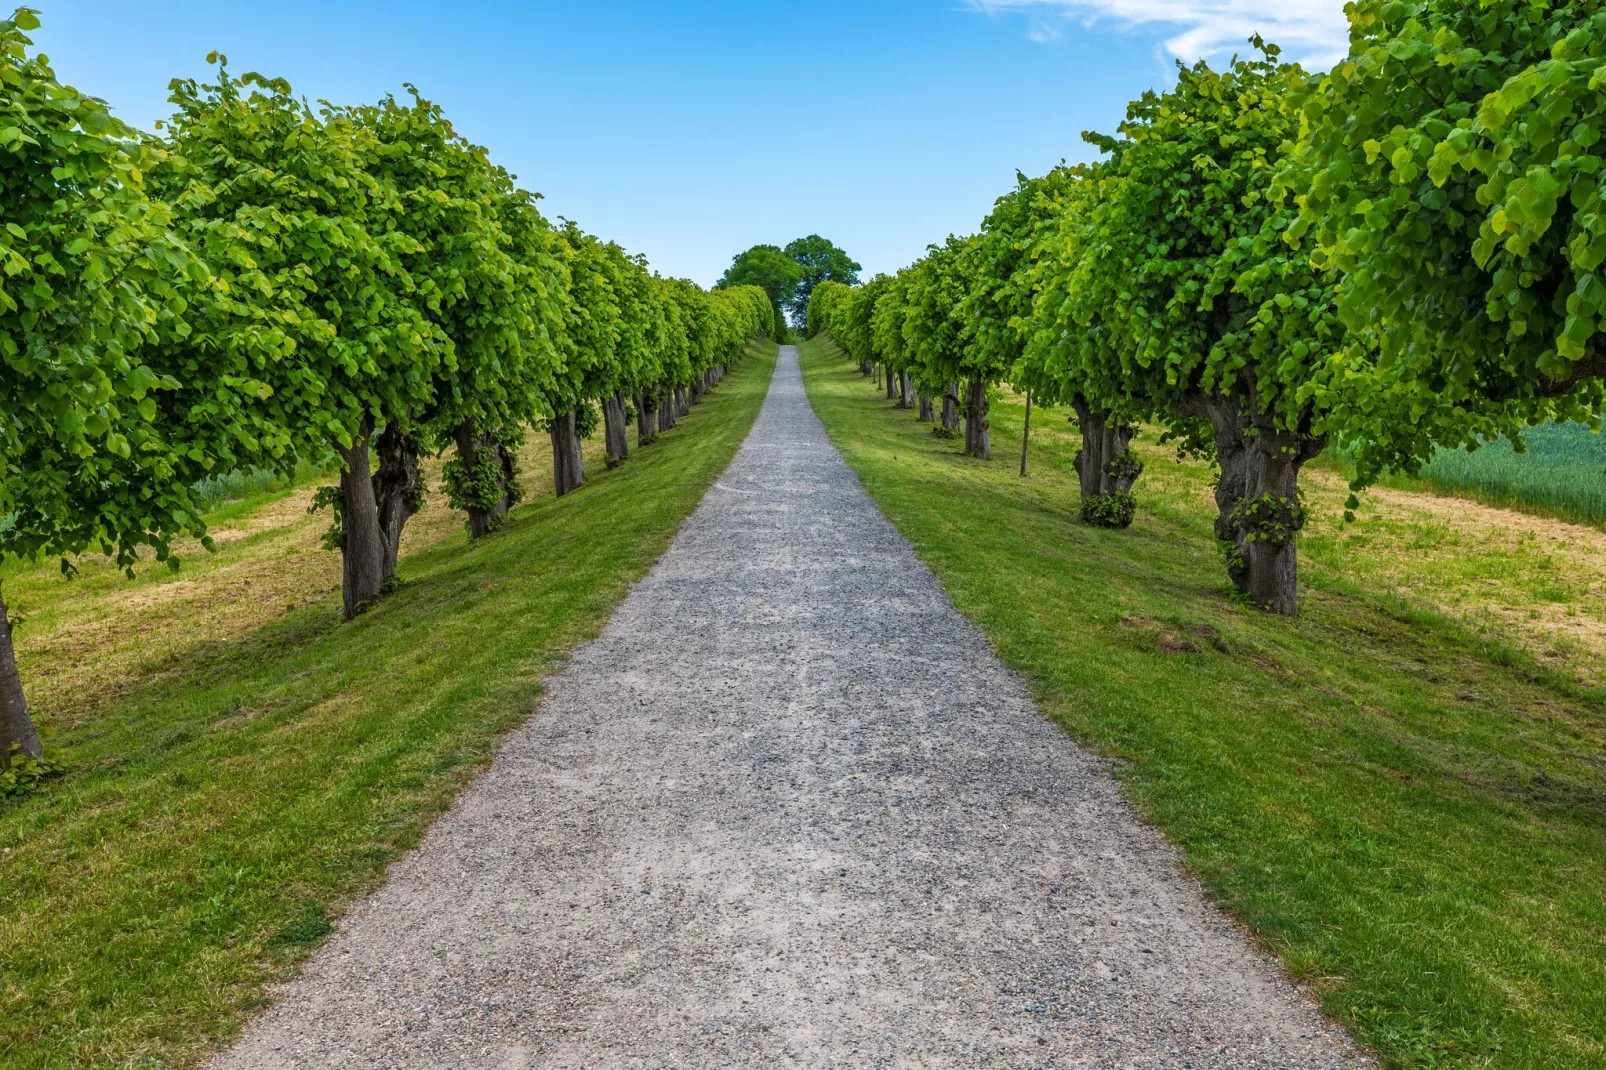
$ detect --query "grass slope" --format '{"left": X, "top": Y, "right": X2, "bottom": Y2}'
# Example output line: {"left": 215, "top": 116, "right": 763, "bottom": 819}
{"left": 799, "top": 338, "right": 1606, "bottom": 1070}
{"left": 0, "top": 343, "right": 778, "bottom": 1068}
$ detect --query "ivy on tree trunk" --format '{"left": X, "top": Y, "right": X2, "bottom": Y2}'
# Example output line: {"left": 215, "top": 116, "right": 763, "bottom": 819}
{"left": 1071, "top": 398, "right": 1144, "bottom": 528}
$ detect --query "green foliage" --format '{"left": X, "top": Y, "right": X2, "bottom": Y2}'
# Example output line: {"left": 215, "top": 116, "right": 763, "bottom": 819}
{"left": 1080, "top": 491, "right": 1137, "bottom": 528}
{"left": 717, "top": 244, "right": 800, "bottom": 333}
{"left": 1286, "top": 0, "right": 1606, "bottom": 483}
{"left": 0, "top": 10, "right": 214, "bottom": 576}
{"left": 1231, "top": 491, "right": 1307, "bottom": 546}
{"left": 785, "top": 234, "right": 860, "bottom": 325}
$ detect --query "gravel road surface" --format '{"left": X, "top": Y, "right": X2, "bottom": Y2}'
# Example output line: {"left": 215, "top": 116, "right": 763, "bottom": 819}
{"left": 211, "top": 346, "right": 1370, "bottom": 1068}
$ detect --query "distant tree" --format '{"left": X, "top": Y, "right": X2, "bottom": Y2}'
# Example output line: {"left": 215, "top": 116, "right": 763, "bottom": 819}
{"left": 785, "top": 235, "right": 860, "bottom": 326}
{"left": 716, "top": 244, "right": 799, "bottom": 338}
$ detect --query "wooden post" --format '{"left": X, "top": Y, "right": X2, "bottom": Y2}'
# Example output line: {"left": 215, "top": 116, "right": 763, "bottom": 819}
{"left": 1019, "top": 390, "right": 1032, "bottom": 477}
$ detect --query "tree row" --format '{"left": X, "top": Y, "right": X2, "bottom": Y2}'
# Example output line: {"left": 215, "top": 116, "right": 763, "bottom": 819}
{"left": 0, "top": 9, "right": 773, "bottom": 774}
{"left": 810, "top": 0, "right": 1602, "bottom": 620}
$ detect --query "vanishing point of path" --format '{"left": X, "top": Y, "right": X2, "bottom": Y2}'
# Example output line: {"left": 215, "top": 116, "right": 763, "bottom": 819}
{"left": 213, "top": 348, "right": 1369, "bottom": 1069}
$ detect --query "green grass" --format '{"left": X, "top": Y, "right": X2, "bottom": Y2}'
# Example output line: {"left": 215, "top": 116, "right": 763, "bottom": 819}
{"left": 0, "top": 342, "right": 778, "bottom": 1069}
{"left": 1322, "top": 422, "right": 1606, "bottom": 528}
{"left": 798, "top": 338, "right": 1606, "bottom": 1070}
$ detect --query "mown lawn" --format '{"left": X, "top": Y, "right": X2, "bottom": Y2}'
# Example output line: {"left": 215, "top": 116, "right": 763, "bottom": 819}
{"left": 799, "top": 338, "right": 1606, "bottom": 1070}
{"left": 0, "top": 342, "right": 777, "bottom": 1069}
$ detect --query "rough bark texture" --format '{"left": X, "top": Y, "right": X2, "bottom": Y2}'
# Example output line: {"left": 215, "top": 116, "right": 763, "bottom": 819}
{"left": 636, "top": 391, "right": 657, "bottom": 444}
{"left": 677, "top": 386, "right": 690, "bottom": 418}
{"left": 550, "top": 410, "right": 586, "bottom": 498}
{"left": 0, "top": 579, "right": 42, "bottom": 765}
{"left": 1071, "top": 399, "right": 1144, "bottom": 528}
{"left": 941, "top": 383, "right": 960, "bottom": 432}
{"left": 374, "top": 425, "right": 422, "bottom": 571}
{"left": 918, "top": 394, "right": 934, "bottom": 422}
{"left": 658, "top": 386, "right": 676, "bottom": 431}
{"left": 1240, "top": 420, "right": 1325, "bottom": 617}
{"left": 336, "top": 432, "right": 387, "bottom": 620}
{"left": 963, "top": 379, "right": 990, "bottom": 460}
{"left": 886, "top": 370, "right": 899, "bottom": 401}
{"left": 1196, "top": 392, "right": 1252, "bottom": 595}
{"left": 604, "top": 391, "right": 630, "bottom": 467}
{"left": 901, "top": 373, "right": 915, "bottom": 409}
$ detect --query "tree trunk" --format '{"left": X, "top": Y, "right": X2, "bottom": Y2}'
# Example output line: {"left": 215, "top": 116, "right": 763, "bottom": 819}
{"left": 676, "top": 385, "right": 689, "bottom": 418}
{"left": 941, "top": 383, "right": 960, "bottom": 432}
{"left": 451, "top": 420, "right": 512, "bottom": 541}
{"left": 918, "top": 394, "right": 934, "bottom": 422}
{"left": 0, "top": 579, "right": 42, "bottom": 766}
{"left": 901, "top": 373, "right": 915, "bottom": 409}
{"left": 1020, "top": 390, "right": 1032, "bottom": 477}
{"left": 1071, "top": 398, "right": 1144, "bottom": 528}
{"left": 963, "top": 378, "right": 990, "bottom": 459}
{"left": 603, "top": 391, "right": 629, "bottom": 467}
{"left": 658, "top": 385, "right": 676, "bottom": 431}
{"left": 886, "top": 369, "right": 899, "bottom": 401}
{"left": 550, "top": 410, "right": 586, "bottom": 497}
{"left": 636, "top": 391, "right": 657, "bottom": 444}
{"left": 1197, "top": 392, "right": 1252, "bottom": 595}
{"left": 1241, "top": 421, "right": 1325, "bottom": 617}
{"left": 335, "top": 430, "right": 386, "bottom": 620}
{"left": 691, "top": 374, "right": 707, "bottom": 405}
{"left": 861, "top": 360, "right": 872, "bottom": 377}
{"left": 374, "top": 424, "right": 422, "bottom": 570}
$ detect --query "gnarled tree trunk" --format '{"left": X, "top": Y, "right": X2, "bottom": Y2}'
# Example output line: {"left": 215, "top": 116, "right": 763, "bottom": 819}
{"left": 0, "top": 579, "right": 42, "bottom": 766}
{"left": 374, "top": 424, "right": 422, "bottom": 570}
{"left": 1071, "top": 398, "right": 1144, "bottom": 528}
{"left": 886, "top": 369, "right": 899, "bottom": 401}
{"left": 335, "top": 429, "right": 386, "bottom": 620}
{"left": 1195, "top": 391, "right": 1252, "bottom": 595}
{"left": 677, "top": 385, "right": 689, "bottom": 418}
{"left": 940, "top": 383, "right": 960, "bottom": 433}
{"left": 1240, "top": 419, "right": 1325, "bottom": 617}
{"left": 550, "top": 409, "right": 586, "bottom": 497}
{"left": 963, "top": 378, "right": 990, "bottom": 459}
{"left": 637, "top": 390, "right": 657, "bottom": 444}
{"left": 918, "top": 393, "right": 934, "bottom": 422}
{"left": 900, "top": 373, "right": 915, "bottom": 409}
{"left": 603, "top": 391, "right": 629, "bottom": 467}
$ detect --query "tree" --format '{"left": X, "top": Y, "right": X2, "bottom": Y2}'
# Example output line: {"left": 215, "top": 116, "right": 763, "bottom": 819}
{"left": 1, "top": 9, "right": 208, "bottom": 770}
{"left": 717, "top": 244, "right": 798, "bottom": 339}
{"left": 1049, "top": 44, "right": 1336, "bottom": 612}
{"left": 785, "top": 235, "right": 860, "bottom": 326}
{"left": 1285, "top": 0, "right": 1606, "bottom": 491}
{"left": 156, "top": 60, "right": 453, "bottom": 620}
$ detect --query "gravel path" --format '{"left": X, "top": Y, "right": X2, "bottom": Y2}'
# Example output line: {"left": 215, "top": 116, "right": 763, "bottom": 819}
{"left": 212, "top": 347, "right": 1370, "bottom": 1069}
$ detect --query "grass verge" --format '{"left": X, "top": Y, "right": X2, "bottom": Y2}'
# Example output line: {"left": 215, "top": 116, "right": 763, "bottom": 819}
{"left": 0, "top": 342, "right": 778, "bottom": 1068}
{"left": 799, "top": 338, "right": 1606, "bottom": 1070}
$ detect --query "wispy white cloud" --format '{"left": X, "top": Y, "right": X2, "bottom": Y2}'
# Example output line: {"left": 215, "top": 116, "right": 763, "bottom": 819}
{"left": 969, "top": 0, "right": 1350, "bottom": 67}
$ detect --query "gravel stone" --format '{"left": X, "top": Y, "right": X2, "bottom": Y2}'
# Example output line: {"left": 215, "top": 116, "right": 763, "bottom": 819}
{"left": 209, "top": 347, "right": 1372, "bottom": 1068}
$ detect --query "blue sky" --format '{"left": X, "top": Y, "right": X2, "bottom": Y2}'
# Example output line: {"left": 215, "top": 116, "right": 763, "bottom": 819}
{"left": 25, "top": 1, "right": 1347, "bottom": 287}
